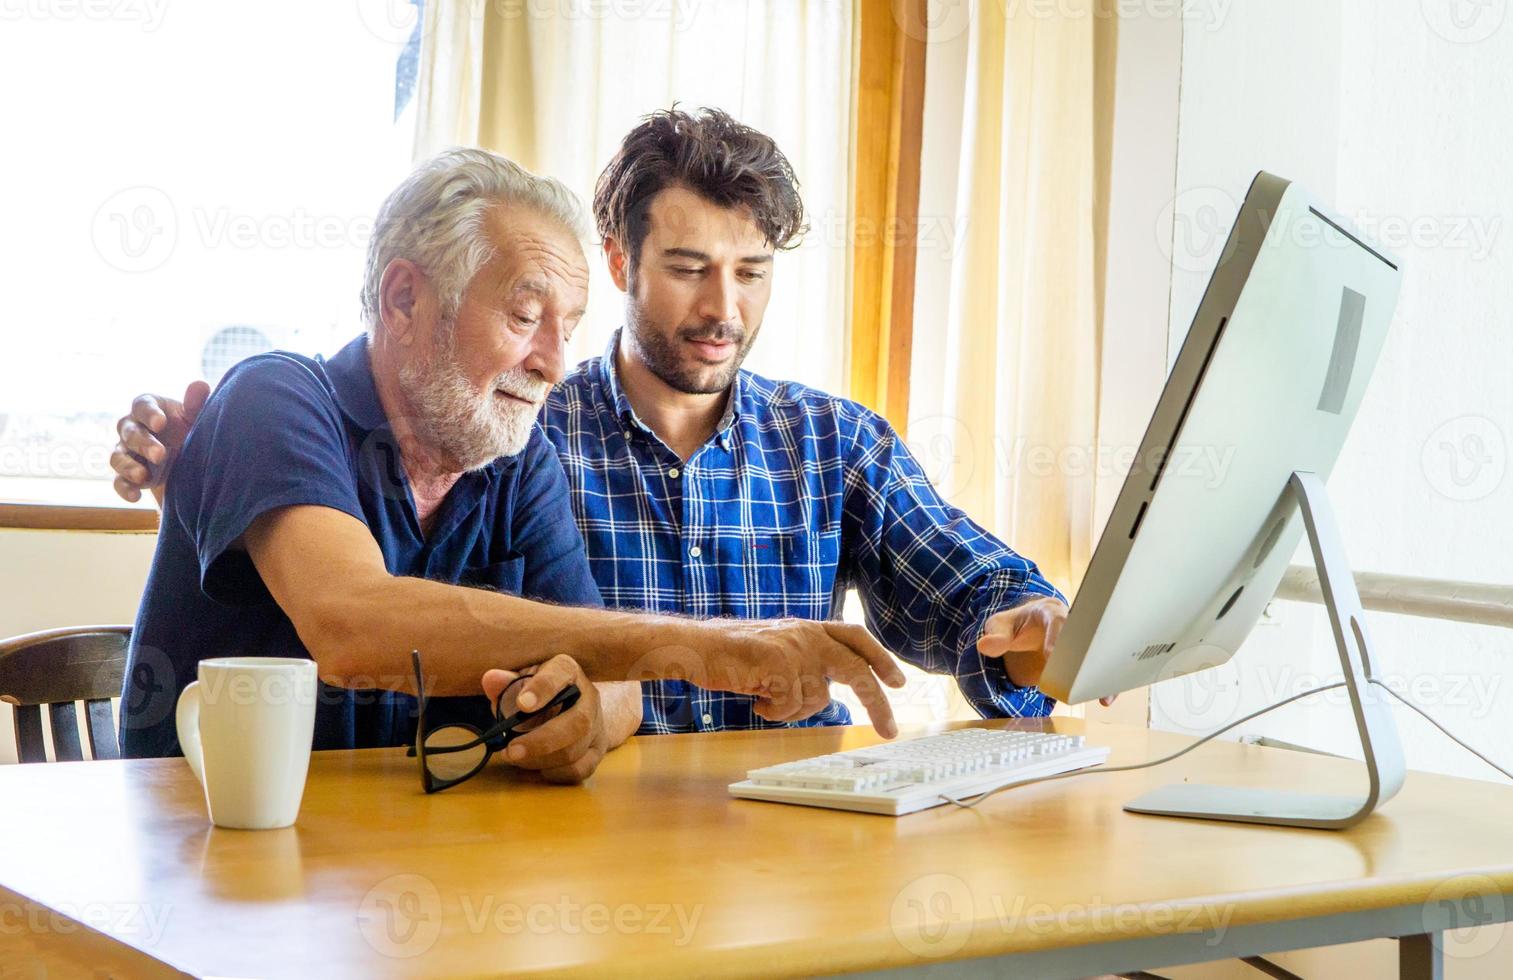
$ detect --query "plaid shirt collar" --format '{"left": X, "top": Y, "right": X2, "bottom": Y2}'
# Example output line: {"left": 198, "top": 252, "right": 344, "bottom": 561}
{"left": 591, "top": 328, "right": 745, "bottom": 451}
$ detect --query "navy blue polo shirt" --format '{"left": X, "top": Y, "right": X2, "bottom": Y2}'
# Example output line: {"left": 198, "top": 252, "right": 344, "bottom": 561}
{"left": 120, "top": 334, "right": 603, "bottom": 758}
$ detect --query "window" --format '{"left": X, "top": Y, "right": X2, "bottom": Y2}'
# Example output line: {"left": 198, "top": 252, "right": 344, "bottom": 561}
{"left": 0, "top": 3, "right": 417, "bottom": 508}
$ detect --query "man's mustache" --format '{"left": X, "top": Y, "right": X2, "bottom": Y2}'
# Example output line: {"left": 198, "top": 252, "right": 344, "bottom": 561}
{"left": 680, "top": 324, "right": 744, "bottom": 345}
{"left": 493, "top": 369, "right": 550, "bottom": 404}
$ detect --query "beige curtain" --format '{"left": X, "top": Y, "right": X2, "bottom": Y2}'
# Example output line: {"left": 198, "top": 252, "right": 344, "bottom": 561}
{"left": 411, "top": 0, "right": 856, "bottom": 392}
{"left": 910, "top": 2, "right": 1117, "bottom": 597}
{"left": 413, "top": 3, "right": 540, "bottom": 170}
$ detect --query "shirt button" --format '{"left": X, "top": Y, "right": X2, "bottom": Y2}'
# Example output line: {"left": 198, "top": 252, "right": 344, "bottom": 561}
{"left": 701, "top": 713, "right": 714, "bottom": 727}
{"left": 689, "top": 545, "right": 702, "bottom": 558}
{"left": 668, "top": 467, "right": 680, "bottom": 478}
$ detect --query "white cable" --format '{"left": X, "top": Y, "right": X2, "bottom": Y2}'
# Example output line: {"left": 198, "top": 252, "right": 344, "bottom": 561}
{"left": 1368, "top": 678, "right": 1513, "bottom": 782}
{"left": 941, "top": 682, "right": 1348, "bottom": 809}
{"left": 942, "top": 676, "right": 1513, "bottom": 810}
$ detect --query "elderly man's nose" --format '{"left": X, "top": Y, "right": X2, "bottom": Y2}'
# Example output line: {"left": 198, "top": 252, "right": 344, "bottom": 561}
{"left": 525, "top": 331, "right": 566, "bottom": 385}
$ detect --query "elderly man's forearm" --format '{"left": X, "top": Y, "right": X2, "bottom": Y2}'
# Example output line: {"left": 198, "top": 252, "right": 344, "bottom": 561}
{"left": 304, "top": 574, "right": 694, "bottom": 696}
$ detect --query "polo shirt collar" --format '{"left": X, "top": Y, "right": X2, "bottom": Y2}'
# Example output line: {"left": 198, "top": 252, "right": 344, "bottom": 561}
{"left": 596, "top": 328, "right": 746, "bottom": 442}
{"left": 324, "top": 334, "right": 390, "bottom": 433}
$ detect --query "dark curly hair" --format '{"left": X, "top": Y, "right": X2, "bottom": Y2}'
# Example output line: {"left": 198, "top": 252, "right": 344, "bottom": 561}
{"left": 592, "top": 106, "right": 807, "bottom": 272}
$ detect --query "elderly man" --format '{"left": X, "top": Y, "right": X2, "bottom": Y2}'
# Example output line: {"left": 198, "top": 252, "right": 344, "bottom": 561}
{"left": 118, "top": 147, "right": 905, "bottom": 777}
{"left": 117, "top": 110, "right": 1086, "bottom": 741}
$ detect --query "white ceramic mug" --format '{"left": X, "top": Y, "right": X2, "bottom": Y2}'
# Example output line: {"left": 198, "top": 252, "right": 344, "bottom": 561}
{"left": 175, "top": 657, "right": 318, "bottom": 830}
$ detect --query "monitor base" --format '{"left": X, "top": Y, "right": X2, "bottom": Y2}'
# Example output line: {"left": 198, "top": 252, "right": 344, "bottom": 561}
{"left": 1126, "top": 471, "right": 1406, "bottom": 831}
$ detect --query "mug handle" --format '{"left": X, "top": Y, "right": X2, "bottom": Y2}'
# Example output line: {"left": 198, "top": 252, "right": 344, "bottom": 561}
{"left": 175, "top": 680, "right": 206, "bottom": 785}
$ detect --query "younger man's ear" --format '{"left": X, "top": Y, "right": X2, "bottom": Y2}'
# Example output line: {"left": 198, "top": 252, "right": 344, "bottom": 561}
{"left": 603, "top": 236, "right": 631, "bottom": 294}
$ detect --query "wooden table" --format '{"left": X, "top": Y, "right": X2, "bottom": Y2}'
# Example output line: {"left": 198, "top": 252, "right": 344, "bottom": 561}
{"left": 2, "top": 718, "right": 1511, "bottom": 978}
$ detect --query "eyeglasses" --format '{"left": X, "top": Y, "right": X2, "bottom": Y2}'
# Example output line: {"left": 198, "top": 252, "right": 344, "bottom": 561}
{"left": 409, "top": 649, "right": 581, "bottom": 794}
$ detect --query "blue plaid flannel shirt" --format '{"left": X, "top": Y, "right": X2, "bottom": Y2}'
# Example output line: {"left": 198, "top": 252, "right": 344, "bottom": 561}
{"left": 540, "top": 331, "right": 1064, "bottom": 733}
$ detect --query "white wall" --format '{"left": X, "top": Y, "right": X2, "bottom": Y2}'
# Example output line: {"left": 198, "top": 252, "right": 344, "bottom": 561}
{"left": 0, "top": 529, "right": 155, "bottom": 763}
{"left": 1155, "top": 0, "right": 1513, "bottom": 783}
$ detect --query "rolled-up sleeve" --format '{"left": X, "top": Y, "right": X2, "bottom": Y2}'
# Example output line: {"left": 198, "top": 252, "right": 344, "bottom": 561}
{"left": 840, "top": 412, "right": 1065, "bottom": 718}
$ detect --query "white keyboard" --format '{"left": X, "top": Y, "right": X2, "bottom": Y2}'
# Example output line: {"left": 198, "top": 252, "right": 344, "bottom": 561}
{"left": 728, "top": 728, "right": 1111, "bottom": 816}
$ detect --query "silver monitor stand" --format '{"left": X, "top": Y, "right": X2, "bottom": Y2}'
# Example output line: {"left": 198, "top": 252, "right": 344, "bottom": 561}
{"left": 1123, "top": 471, "right": 1406, "bottom": 830}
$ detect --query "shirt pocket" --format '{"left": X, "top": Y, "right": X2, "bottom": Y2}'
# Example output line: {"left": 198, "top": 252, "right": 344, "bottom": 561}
{"left": 459, "top": 553, "right": 525, "bottom": 595}
{"left": 731, "top": 528, "right": 843, "bottom": 619}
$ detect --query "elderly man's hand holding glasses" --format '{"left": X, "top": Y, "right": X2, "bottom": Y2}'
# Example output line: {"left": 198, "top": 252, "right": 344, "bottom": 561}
{"left": 412, "top": 650, "right": 605, "bottom": 792}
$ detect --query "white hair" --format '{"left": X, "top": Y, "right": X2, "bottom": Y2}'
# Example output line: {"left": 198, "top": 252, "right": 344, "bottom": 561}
{"left": 360, "top": 147, "right": 586, "bottom": 333}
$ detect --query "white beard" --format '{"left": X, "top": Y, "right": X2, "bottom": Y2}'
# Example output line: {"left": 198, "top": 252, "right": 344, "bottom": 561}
{"left": 398, "top": 337, "right": 548, "bottom": 472}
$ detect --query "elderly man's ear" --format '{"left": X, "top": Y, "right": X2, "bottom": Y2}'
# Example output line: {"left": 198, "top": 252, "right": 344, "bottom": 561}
{"left": 378, "top": 258, "right": 426, "bottom": 347}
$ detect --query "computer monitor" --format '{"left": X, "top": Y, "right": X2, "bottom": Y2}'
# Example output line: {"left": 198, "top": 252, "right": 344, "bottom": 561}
{"left": 1040, "top": 172, "right": 1406, "bottom": 829}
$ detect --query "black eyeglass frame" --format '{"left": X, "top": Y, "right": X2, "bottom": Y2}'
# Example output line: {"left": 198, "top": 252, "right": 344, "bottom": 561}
{"left": 409, "top": 649, "right": 582, "bottom": 793}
